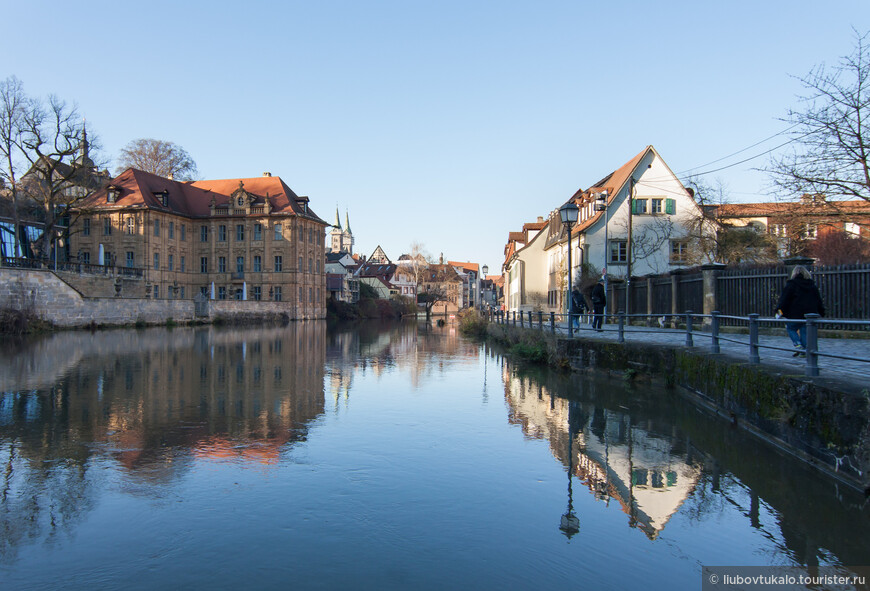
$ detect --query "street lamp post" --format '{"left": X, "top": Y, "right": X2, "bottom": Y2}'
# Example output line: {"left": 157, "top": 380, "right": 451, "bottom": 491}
{"left": 595, "top": 190, "right": 610, "bottom": 295}
{"left": 481, "top": 264, "right": 489, "bottom": 311}
{"left": 559, "top": 200, "right": 579, "bottom": 337}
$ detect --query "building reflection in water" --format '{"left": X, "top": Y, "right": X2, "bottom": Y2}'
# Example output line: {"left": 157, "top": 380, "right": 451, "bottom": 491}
{"left": 503, "top": 366, "right": 701, "bottom": 540}
{"left": 2, "top": 321, "right": 869, "bottom": 578}
{"left": 323, "top": 320, "right": 479, "bottom": 413}
{"left": 500, "top": 361, "right": 870, "bottom": 572}
{"left": 0, "top": 322, "right": 327, "bottom": 558}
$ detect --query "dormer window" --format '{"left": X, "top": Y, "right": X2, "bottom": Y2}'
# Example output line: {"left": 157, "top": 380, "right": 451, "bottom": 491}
{"left": 106, "top": 186, "right": 120, "bottom": 203}
{"left": 154, "top": 190, "right": 169, "bottom": 208}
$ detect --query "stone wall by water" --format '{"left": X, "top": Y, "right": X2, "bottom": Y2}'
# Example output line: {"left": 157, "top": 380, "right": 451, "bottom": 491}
{"left": 487, "top": 322, "right": 870, "bottom": 493}
{"left": 0, "top": 268, "right": 323, "bottom": 326}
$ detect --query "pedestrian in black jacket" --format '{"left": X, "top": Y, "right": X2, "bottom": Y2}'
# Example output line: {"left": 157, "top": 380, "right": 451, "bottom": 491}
{"left": 591, "top": 279, "right": 606, "bottom": 331}
{"left": 570, "top": 288, "right": 586, "bottom": 329}
{"left": 775, "top": 265, "right": 825, "bottom": 354}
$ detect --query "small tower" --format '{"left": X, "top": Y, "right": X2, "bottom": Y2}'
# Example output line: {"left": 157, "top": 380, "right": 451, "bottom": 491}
{"left": 74, "top": 120, "right": 95, "bottom": 171}
{"left": 329, "top": 207, "right": 344, "bottom": 253}
{"left": 342, "top": 210, "right": 354, "bottom": 255}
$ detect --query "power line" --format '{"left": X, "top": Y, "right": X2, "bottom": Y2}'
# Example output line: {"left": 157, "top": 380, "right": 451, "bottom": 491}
{"left": 676, "top": 123, "right": 802, "bottom": 176}
{"left": 680, "top": 131, "right": 816, "bottom": 178}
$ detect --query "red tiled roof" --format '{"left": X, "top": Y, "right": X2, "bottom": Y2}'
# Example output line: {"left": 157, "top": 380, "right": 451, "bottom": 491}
{"left": 78, "top": 168, "right": 325, "bottom": 222}
{"left": 567, "top": 146, "right": 651, "bottom": 236}
{"left": 448, "top": 261, "right": 479, "bottom": 273}
{"left": 717, "top": 200, "right": 870, "bottom": 217}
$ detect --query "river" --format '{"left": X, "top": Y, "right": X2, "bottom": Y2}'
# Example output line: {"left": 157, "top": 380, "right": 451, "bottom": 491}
{"left": 0, "top": 320, "right": 867, "bottom": 589}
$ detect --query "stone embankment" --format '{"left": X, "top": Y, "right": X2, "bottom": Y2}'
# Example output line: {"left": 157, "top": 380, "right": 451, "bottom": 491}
{"left": 488, "top": 322, "right": 870, "bottom": 494}
{"left": 0, "top": 268, "right": 323, "bottom": 328}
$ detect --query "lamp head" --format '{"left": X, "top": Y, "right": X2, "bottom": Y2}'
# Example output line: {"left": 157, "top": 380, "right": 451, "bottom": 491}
{"left": 559, "top": 200, "right": 579, "bottom": 225}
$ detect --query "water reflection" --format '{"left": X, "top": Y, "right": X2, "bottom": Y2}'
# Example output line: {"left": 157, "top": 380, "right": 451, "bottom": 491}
{"left": 0, "top": 323, "right": 326, "bottom": 560}
{"left": 1, "top": 321, "right": 868, "bottom": 588}
{"left": 501, "top": 363, "right": 870, "bottom": 571}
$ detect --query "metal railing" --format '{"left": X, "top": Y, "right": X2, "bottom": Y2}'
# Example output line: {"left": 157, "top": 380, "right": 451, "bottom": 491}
{"left": 2, "top": 257, "right": 144, "bottom": 278}
{"left": 490, "top": 309, "right": 870, "bottom": 378}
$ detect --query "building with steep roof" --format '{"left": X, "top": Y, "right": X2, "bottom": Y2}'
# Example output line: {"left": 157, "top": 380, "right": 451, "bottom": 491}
{"left": 368, "top": 245, "right": 390, "bottom": 264}
{"left": 503, "top": 146, "right": 708, "bottom": 315}
{"left": 68, "top": 168, "right": 328, "bottom": 318}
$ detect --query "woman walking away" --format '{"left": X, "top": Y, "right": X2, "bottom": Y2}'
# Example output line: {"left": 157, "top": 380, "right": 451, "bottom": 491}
{"left": 591, "top": 278, "right": 606, "bottom": 332}
{"left": 775, "top": 265, "right": 825, "bottom": 356}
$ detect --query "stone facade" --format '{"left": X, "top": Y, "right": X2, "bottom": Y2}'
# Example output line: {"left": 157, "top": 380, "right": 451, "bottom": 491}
{"left": 1, "top": 268, "right": 318, "bottom": 327}
{"left": 67, "top": 169, "right": 327, "bottom": 319}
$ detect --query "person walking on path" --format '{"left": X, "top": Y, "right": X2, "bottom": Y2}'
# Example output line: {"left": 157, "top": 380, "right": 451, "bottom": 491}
{"left": 775, "top": 265, "right": 825, "bottom": 356}
{"left": 570, "top": 287, "right": 586, "bottom": 329}
{"left": 591, "top": 278, "right": 606, "bottom": 332}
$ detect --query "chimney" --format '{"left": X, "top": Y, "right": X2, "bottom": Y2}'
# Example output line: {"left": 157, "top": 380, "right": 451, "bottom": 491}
{"left": 263, "top": 172, "right": 272, "bottom": 177}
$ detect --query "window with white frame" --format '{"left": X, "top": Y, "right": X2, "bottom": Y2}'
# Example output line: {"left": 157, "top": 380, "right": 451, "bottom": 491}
{"left": 845, "top": 222, "right": 861, "bottom": 237}
{"left": 609, "top": 240, "right": 627, "bottom": 263}
{"left": 670, "top": 240, "right": 689, "bottom": 264}
{"left": 770, "top": 223, "right": 787, "bottom": 237}
{"left": 651, "top": 198, "right": 663, "bottom": 214}
{"left": 804, "top": 223, "right": 818, "bottom": 240}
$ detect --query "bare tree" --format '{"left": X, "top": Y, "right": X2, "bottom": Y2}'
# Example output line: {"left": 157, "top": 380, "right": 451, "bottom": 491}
{"left": 611, "top": 213, "right": 676, "bottom": 274}
{"left": 767, "top": 29, "right": 870, "bottom": 203}
{"left": 117, "top": 138, "right": 198, "bottom": 180}
{"left": 405, "top": 241, "right": 430, "bottom": 301}
{"left": 17, "top": 93, "right": 105, "bottom": 259}
{"left": 0, "top": 76, "right": 26, "bottom": 257}
{"left": 681, "top": 176, "right": 779, "bottom": 265}
{"left": 682, "top": 176, "right": 729, "bottom": 264}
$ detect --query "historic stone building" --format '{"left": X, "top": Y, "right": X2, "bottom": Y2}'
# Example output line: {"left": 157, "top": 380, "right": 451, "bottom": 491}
{"left": 69, "top": 168, "right": 328, "bottom": 319}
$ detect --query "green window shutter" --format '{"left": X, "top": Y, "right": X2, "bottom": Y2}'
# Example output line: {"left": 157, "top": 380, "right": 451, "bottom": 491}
{"left": 631, "top": 199, "right": 639, "bottom": 214}
{"left": 665, "top": 198, "right": 676, "bottom": 214}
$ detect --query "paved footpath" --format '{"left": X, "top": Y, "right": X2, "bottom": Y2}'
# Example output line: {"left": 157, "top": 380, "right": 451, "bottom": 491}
{"left": 519, "top": 319, "right": 870, "bottom": 387}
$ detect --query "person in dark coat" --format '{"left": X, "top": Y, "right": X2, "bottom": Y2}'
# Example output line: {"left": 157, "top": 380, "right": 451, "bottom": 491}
{"left": 570, "top": 287, "right": 586, "bottom": 329}
{"left": 775, "top": 265, "right": 825, "bottom": 354}
{"left": 590, "top": 279, "right": 606, "bottom": 332}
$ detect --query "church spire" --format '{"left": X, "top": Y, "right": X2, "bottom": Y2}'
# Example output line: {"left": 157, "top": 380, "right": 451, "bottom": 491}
{"left": 345, "top": 210, "right": 351, "bottom": 233}
{"left": 75, "top": 119, "right": 94, "bottom": 169}
{"left": 334, "top": 207, "right": 342, "bottom": 229}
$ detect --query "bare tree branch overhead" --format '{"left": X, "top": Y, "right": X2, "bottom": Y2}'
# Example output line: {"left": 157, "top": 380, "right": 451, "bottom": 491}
{"left": 116, "top": 138, "right": 198, "bottom": 181}
{"left": 767, "top": 29, "right": 870, "bottom": 202}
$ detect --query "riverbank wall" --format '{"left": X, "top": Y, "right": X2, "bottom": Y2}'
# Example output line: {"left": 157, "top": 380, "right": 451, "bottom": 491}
{"left": 0, "top": 268, "right": 323, "bottom": 328}
{"left": 487, "top": 323, "right": 870, "bottom": 493}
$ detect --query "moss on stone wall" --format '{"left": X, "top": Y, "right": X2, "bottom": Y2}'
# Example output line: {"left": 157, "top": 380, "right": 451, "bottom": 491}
{"left": 487, "top": 323, "right": 870, "bottom": 491}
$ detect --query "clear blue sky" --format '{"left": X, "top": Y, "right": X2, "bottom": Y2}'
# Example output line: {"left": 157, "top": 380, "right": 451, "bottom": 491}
{"left": 4, "top": 0, "right": 868, "bottom": 270}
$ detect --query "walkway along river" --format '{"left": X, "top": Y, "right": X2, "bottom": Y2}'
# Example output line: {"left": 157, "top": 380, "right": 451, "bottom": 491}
{"left": 0, "top": 320, "right": 867, "bottom": 589}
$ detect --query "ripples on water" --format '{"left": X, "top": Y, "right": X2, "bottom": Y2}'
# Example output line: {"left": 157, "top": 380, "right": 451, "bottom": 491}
{"left": 0, "top": 320, "right": 867, "bottom": 590}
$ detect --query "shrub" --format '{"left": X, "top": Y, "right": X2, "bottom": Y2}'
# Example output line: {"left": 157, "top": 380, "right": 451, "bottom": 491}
{"left": 458, "top": 309, "right": 488, "bottom": 338}
{"left": 0, "top": 308, "right": 40, "bottom": 334}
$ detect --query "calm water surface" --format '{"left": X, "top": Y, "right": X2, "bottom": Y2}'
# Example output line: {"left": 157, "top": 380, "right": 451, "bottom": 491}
{"left": 0, "top": 320, "right": 867, "bottom": 590}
